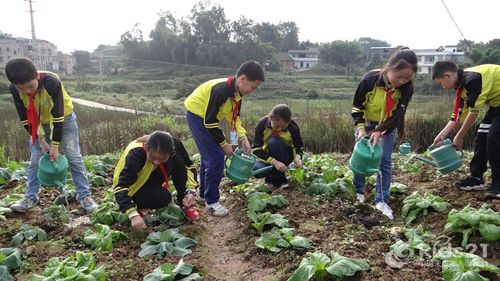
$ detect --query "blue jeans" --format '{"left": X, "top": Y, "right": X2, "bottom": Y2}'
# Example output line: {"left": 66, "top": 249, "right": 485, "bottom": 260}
{"left": 26, "top": 112, "right": 91, "bottom": 201}
{"left": 253, "top": 136, "right": 293, "bottom": 185}
{"left": 185, "top": 111, "right": 224, "bottom": 204}
{"left": 353, "top": 123, "right": 395, "bottom": 203}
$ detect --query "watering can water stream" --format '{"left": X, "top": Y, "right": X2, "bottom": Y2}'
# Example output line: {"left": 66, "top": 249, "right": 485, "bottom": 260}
{"left": 225, "top": 148, "right": 273, "bottom": 184}
{"left": 399, "top": 139, "right": 463, "bottom": 174}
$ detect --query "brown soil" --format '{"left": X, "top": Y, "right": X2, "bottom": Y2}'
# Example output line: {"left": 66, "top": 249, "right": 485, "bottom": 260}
{"left": 1, "top": 165, "right": 499, "bottom": 281}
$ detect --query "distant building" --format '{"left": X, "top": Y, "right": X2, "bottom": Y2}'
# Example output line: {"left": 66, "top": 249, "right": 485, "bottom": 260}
{"left": 277, "top": 47, "right": 320, "bottom": 72}
{"left": 58, "top": 52, "right": 77, "bottom": 75}
{"left": 414, "top": 45, "right": 465, "bottom": 75}
{"left": 0, "top": 37, "right": 61, "bottom": 72}
{"left": 0, "top": 38, "right": 24, "bottom": 68}
{"left": 368, "top": 47, "right": 397, "bottom": 65}
{"left": 368, "top": 45, "right": 466, "bottom": 75}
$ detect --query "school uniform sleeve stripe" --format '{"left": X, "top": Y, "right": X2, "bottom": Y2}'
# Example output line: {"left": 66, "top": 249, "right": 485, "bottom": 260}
{"left": 114, "top": 148, "right": 143, "bottom": 213}
{"left": 10, "top": 85, "right": 31, "bottom": 135}
{"left": 252, "top": 118, "right": 272, "bottom": 163}
{"left": 463, "top": 71, "right": 482, "bottom": 109}
{"left": 289, "top": 121, "right": 304, "bottom": 158}
{"left": 125, "top": 208, "right": 139, "bottom": 219}
{"left": 44, "top": 76, "right": 65, "bottom": 144}
{"left": 352, "top": 72, "right": 377, "bottom": 127}
{"left": 170, "top": 156, "right": 188, "bottom": 205}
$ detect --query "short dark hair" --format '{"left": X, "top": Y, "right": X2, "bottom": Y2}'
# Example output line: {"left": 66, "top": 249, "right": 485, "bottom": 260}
{"left": 5, "top": 57, "right": 38, "bottom": 84}
{"left": 147, "top": 131, "right": 175, "bottom": 155}
{"left": 269, "top": 104, "right": 292, "bottom": 123}
{"left": 432, "top": 61, "right": 458, "bottom": 79}
{"left": 236, "top": 60, "right": 265, "bottom": 82}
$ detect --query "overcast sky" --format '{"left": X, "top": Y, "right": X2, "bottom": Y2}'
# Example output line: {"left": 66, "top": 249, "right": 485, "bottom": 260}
{"left": 1, "top": 0, "right": 498, "bottom": 53}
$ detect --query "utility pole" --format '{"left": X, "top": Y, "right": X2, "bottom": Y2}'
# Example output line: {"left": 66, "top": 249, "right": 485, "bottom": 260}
{"left": 27, "top": 0, "right": 37, "bottom": 40}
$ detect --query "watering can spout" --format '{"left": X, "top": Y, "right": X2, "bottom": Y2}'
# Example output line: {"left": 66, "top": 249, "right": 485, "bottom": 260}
{"left": 411, "top": 155, "right": 437, "bottom": 167}
{"left": 251, "top": 165, "right": 273, "bottom": 176}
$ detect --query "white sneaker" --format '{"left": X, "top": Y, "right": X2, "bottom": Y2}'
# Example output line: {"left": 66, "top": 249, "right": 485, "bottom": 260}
{"left": 375, "top": 202, "right": 394, "bottom": 220}
{"left": 356, "top": 193, "right": 365, "bottom": 203}
{"left": 205, "top": 202, "right": 229, "bottom": 217}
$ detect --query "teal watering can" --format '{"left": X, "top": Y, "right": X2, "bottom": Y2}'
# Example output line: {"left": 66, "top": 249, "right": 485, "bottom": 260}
{"left": 399, "top": 139, "right": 463, "bottom": 174}
{"left": 349, "top": 136, "right": 383, "bottom": 177}
{"left": 225, "top": 148, "right": 273, "bottom": 184}
{"left": 37, "top": 152, "right": 69, "bottom": 187}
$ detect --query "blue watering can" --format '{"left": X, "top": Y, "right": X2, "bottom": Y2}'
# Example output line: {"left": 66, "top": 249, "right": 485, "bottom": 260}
{"left": 399, "top": 139, "right": 463, "bottom": 174}
{"left": 349, "top": 136, "right": 383, "bottom": 177}
{"left": 225, "top": 148, "right": 273, "bottom": 184}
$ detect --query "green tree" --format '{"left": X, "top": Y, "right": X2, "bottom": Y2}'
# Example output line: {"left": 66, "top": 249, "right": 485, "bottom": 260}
{"left": 0, "top": 30, "right": 12, "bottom": 39}
{"left": 319, "top": 40, "right": 363, "bottom": 67}
{"left": 120, "top": 23, "right": 149, "bottom": 59}
{"left": 278, "top": 22, "right": 300, "bottom": 51}
{"left": 255, "top": 22, "right": 281, "bottom": 49}
{"left": 466, "top": 39, "right": 500, "bottom": 65}
{"left": 190, "top": 1, "right": 230, "bottom": 44}
{"left": 73, "top": 50, "right": 92, "bottom": 71}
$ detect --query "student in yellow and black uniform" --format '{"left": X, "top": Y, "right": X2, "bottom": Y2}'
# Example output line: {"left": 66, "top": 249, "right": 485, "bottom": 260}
{"left": 351, "top": 48, "right": 418, "bottom": 220}
{"left": 252, "top": 104, "right": 303, "bottom": 188}
{"left": 113, "top": 131, "right": 198, "bottom": 230}
{"left": 5, "top": 57, "right": 98, "bottom": 214}
{"left": 184, "top": 61, "right": 265, "bottom": 217}
{"left": 432, "top": 61, "right": 500, "bottom": 200}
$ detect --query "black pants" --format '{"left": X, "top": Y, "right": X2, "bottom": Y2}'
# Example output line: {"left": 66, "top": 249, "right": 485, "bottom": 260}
{"left": 132, "top": 178, "right": 172, "bottom": 210}
{"left": 253, "top": 136, "right": 294, "bottom": 185}
{"left": 470, "top": 107, "right": 495, "bottom": 178}
{"left": 487, "top": 107, "right": 500, "bottom": 186}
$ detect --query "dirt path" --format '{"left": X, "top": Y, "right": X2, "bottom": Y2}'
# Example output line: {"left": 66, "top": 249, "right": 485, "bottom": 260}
{"left": 72, "top": 97, "right": 152, "bottom": 114}
{"left": 193, "top": 199, "right": 274, "bottom": 281}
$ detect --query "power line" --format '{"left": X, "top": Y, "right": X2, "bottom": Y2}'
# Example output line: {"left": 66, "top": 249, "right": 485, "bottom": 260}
{"left": 439, "top": 0, "right": 473, "bottom": 50}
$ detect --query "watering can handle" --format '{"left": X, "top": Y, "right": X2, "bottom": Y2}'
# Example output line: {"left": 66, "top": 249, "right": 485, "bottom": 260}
{"left": 367, "top": 139, "right": 375, "bottom": 155}
{"left": 45, "top": 152, "right": 60, "bottom": 174}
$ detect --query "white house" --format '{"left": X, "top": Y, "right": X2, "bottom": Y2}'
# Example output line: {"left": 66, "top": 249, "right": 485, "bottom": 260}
{"left": 285, "top": 47, "right": 320, "bottom": 71}
{"left": 414, "top": 45, "right": 466, "bottom": 75}
{"left": 0, "top": 37, "right": 60, "bottom": 72}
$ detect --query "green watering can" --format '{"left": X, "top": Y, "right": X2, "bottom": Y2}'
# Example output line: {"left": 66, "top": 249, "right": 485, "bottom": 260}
{"left": 225, "top": 148, "right": 273, "bottom": 184}
{"left": 37, "top": 152, "right": 69, "bottom": 187}
{"left": 399, "top": 139, "right": 463, "bottom": 174}
{"left": 349, "top": 136, "right": 383, "bottom": 177}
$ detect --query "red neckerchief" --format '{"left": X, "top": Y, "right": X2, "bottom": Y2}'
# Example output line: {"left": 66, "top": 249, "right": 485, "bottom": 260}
{"left": 383, "top": 87, "right": 395, "bottom": 120}
{"left": 158, "top": 164, "right": 170, "bottom": 189}
{"left": 26, "top": 73, "right": 44, "bottom": 145}
{"left": 228, "top": 76, "right": 240, "bottom": 130}
{"left": 26, "top": 91, "right": 39, "bottom": 145}
{"left": 453, "top": 87, "right": 464, "bottom": 126}
{"left": 142, "top": 144, "right": 169, "bottom": 189}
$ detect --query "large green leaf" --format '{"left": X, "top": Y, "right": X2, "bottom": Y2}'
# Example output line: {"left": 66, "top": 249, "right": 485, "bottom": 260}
{"left": 255, "top": 231, "right": 290, "bottom": 253}
{"left": 478, "top": 222, "right": 500, "bottom": 242}
{"left": 0, "top": 248, "right": 23, "bottom": 270}
{"left": 287, "top": 264, "right": 315, "bottom": 281}
{"left": 0, "top": 265, "right": 13, "bottom": 281}
{"left": 326, "top": 252, "right": 370, "bottom": 277}
{"left": 140, "top": 229, "right": 197, "bottom": 258}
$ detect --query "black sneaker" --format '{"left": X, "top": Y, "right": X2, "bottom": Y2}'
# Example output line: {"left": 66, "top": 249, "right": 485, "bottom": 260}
{"left": 485, "top": 184, "right": 500, "bottom": 200}
{"left": 454, "top": 176, "right": 486, "bottom": 191}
